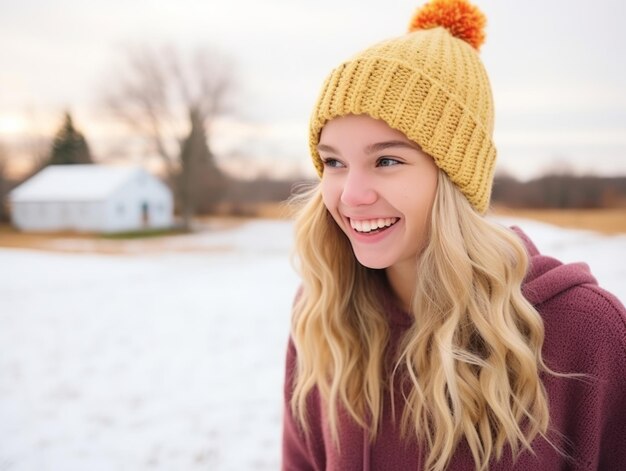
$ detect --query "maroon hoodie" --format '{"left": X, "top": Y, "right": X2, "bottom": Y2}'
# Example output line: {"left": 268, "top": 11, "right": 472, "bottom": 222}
{"left": 282, "top": 229, "right": 626, "bottom": 470}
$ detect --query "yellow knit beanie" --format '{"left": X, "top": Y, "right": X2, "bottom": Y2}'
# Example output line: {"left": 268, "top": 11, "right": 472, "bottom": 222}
{"left": 309, "top": 0, "right": 496, "bottom": 213}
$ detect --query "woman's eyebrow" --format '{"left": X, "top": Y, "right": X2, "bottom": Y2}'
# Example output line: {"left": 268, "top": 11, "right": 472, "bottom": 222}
{"left": 317, "top": 143, "right": 339, "bottom": 154}
{"left": 364, "top": 140, "right": 420, "bottom": 154}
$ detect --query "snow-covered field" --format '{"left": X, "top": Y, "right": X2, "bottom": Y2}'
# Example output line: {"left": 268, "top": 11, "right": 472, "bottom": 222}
{"left": 1, "top": 218, "right": 624, "bottom": 471}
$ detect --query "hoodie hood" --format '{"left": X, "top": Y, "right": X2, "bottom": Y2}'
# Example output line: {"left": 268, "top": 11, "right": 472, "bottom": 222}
{"left": 511, "top": 226, "right": 598, "bottom": 306}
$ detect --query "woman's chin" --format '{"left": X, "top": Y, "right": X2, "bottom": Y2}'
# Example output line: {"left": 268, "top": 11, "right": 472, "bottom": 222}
{"left": 353, "top": 252, "right": 391, "bottom": 270}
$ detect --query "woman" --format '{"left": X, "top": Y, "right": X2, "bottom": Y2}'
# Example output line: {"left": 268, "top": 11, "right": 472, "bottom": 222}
{"left": 282, "top": 1, "right": 626, "bottom": 470}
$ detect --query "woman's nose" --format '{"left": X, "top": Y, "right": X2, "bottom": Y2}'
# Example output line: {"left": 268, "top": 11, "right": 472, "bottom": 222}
{"left": 340, "top": 169, "right": 377, "bottom": 207}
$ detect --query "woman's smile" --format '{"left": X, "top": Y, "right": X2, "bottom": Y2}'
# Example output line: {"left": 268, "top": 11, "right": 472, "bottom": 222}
{"left": 349, "top": 217, "right": 399, "bottom": 234}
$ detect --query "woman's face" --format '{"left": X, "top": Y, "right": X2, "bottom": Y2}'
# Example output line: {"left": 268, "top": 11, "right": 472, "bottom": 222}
{"left": 319, "top": 114, "right": 438, "bottom": 271}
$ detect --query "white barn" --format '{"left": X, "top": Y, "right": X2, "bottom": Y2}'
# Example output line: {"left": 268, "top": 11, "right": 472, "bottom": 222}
{"left": 9, "top": 165, "right": 174, "bottom": 233}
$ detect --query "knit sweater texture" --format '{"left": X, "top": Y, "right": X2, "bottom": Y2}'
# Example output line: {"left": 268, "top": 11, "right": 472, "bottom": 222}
{"left": 282, "top": 228, "right": 626, "bottom": 470}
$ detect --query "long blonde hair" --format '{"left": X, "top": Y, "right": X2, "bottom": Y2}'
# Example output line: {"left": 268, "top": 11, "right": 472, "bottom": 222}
{"left": 290, "top": 170, "right": 553, "bottom": 471}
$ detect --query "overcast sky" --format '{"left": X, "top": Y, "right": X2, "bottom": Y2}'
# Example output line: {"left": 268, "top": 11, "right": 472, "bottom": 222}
{"left": 1, "top": 0, "right": 625, "bottom": 179}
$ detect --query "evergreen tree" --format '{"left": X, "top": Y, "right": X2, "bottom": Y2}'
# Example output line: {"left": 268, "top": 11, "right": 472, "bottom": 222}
{"left": 48, "top": 112, "right": 93, "bottom": 165}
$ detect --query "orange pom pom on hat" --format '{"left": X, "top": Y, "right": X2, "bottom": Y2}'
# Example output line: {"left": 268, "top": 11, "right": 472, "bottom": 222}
{"left": 309, "top": 0, "right": 496, "bottom": 214}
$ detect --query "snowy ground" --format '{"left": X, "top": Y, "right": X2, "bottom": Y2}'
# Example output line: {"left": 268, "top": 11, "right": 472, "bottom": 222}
{"left": 1, "top": 218, "right": 624, "bottom": 471}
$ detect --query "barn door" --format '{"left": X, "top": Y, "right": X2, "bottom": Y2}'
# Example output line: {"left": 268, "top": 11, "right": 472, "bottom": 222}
{"left": 141, "top": 202, "right": 149, "bottom": 227}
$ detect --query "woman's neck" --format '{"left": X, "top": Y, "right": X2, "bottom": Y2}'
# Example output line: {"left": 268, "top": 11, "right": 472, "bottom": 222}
{"left": 385, "top": 261, "right": 417, "bottom": 313}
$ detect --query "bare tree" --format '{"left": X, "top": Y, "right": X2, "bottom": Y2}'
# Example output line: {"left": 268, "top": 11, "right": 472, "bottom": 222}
{"left": 102, "top": 44, "right": 233, "bottom": 229}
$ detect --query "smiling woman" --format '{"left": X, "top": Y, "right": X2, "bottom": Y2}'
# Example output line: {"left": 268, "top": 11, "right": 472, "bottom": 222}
{"left": 281, "top": 1, "right": 626, "bottom": 470}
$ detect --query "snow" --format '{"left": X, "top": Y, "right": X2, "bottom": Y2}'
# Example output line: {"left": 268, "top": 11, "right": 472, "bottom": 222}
{"left": 1, "top": 218, "right": 624, "bottom": 470}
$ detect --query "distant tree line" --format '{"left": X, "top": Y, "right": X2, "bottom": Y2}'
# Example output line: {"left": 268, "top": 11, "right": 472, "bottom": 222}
{"left": 212, "top": 178, "right": 301, "bottom": 216}
{"left": 491, "top": 174, "right": 626, "bottom": 209}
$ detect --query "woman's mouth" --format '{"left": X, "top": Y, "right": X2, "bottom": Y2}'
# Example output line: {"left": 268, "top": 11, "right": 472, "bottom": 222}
{"left": 349, "top": 217, "right": 399, "bottom": 234}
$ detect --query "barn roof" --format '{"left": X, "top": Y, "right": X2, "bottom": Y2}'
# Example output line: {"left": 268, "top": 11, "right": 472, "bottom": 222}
{"left": 9, "top": 165, "right": 155, "bottom": 202}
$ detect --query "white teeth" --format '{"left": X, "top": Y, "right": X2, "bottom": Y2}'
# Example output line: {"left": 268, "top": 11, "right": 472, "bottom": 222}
{"left": 350, "top": 217, "right": 398, "bottom": 233}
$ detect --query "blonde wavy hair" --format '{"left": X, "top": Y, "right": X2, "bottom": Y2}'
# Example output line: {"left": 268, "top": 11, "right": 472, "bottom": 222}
{"left": 290, "top": 170, "right": 555, "bottom": 471}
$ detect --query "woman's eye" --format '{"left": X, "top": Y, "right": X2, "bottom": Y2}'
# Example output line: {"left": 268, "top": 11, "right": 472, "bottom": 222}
{"left": 322, "top": 158, "right": 344, "bottom": 168}
{"left": 377, "top": 157, "right": 401, "bottom": 167}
